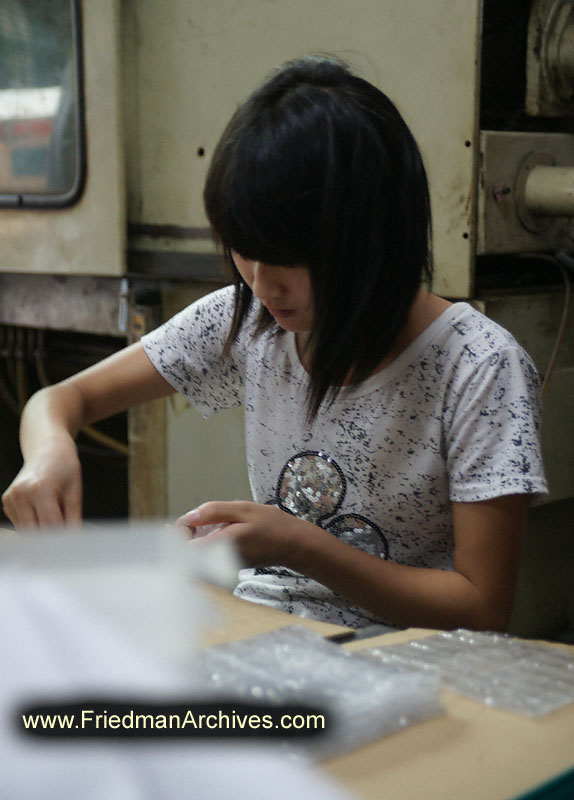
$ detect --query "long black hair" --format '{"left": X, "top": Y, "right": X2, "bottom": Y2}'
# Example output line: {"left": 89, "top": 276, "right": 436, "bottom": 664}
{"left": 204, "top": 55, "right": 433, "bottom": 420}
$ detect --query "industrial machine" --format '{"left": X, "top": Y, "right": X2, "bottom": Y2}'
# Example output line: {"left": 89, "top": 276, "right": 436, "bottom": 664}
{"left": 0, "top": 0, "right": 573, "bottom": 635}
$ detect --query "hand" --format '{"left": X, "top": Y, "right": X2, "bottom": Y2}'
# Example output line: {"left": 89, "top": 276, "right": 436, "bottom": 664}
{"left": 2, "top": 441, "right": 83, "bottom": 530}
{"left": 176, "top": 501, "right": 323, "bottom": 568}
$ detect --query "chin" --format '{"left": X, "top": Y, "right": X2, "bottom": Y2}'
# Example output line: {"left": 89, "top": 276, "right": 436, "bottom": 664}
{"left": 276, "top": 320, "right": 311, "bottom": 333}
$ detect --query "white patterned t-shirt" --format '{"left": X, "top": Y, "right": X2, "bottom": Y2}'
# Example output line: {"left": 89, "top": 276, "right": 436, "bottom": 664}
{"left": 141, "top": 286, "right": 547, "bottom": 628}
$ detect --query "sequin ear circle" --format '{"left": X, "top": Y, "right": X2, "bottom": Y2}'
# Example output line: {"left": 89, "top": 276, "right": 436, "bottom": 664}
{"left": 324, "top": 514, "right": 389, "bottom": 560}
{"left": 277, "top": 451, "right": 346, "bottom": 524}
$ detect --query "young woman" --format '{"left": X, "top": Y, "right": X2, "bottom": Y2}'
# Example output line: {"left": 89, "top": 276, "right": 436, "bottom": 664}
{"left": 2, "top": 56, "right": 547, "bottom": 632}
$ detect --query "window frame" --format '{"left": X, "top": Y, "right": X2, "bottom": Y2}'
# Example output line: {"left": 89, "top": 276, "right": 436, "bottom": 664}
{"left": 0, "top": 0, "right": 86, "bottom": 209}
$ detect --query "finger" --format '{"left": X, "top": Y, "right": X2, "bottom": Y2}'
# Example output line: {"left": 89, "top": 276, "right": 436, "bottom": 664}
{"left": 32, "top": 490, "right": 67, "bottom": 528}
{"left": 5, "top": 499, "right": 39, "bottom": 531}
{"left": 2, "top": 490, "right": 20, "bottom": 528}
{"left": 1, "top": 494, "right": 15, "bottom": 527}
{"left": 178, "top": 500, "right": 254, "bottom": 528}
{"left": 61, "top": 483, "right": 83, "bottom": 527}
{"left": 170, "top": 520, "right": 193, "bottom": 538}
{"left": 187, "top": 523, "right": 240, "bottom": 545}
{"left": 192, "top": 523, "right": 231, "bottom": 539}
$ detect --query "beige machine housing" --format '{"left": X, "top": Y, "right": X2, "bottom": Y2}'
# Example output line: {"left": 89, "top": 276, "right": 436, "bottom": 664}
{"left": 0, "top": 0, "right": 573, "bottom": 637}
{"left": 1, "top": 0, "right": 483, "bottom": 295}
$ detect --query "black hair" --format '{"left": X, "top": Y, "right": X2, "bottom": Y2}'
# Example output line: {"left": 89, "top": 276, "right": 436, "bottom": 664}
{"left": 204, "top": 55, "right": 433, "bottom": 420}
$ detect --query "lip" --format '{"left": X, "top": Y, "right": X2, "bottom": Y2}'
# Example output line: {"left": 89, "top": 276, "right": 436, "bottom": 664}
{"left": 267, "top": 307, "right": 296, "bottom": 318}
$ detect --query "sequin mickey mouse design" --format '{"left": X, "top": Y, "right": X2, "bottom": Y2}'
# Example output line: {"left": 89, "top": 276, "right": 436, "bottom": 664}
{"left": 271, "top": 450, "right": 389, "bottom": 560}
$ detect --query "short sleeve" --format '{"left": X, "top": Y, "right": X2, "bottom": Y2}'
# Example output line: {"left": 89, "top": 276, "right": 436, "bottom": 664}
{"left": 141, "top": 286, "right": 246, "bottom": 419}
{"left": 446, "top": 345, "right": 548, "bottom": 502}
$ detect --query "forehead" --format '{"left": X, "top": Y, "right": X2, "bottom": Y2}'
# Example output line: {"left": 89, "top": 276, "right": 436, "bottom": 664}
{"left": 231, "top": 250, "right": 310, "bottom": 275}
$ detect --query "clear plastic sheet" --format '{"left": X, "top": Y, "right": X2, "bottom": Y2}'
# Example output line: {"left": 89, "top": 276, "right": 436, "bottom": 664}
{"left": 0, "top": 523, "right": 241, "bottom": 671}
{"left": 365, "top": 629, "right": 574, "bottom": 717}
{"left": 199, "top": 625, "right": 443, "bottom": 759}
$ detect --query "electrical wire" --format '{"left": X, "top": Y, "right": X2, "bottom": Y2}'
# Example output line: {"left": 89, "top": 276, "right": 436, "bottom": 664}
{"left": 0, "top": 326, "right": 20, "bottom": 417}
{"left": 15, "top": 327, "right": 28, "bottom": 413}
{"left": 541, "top": 253, "right": 572, "bottom": 398}
{"left": 81, "top": 425, "right": 129, "bottom": 457}
{"left": 4, "top": 327, "right": 17, "bottom": 393}
{"left": 0, "top": 373, "right": 19, "bottom": 417}
{"left": 0, "top": 325, "right": 129, "bottom": 457}
{"left": 34, "top": 329, "right": 129, "bottom": 457}
{"left": 514, "top": 252, "right": 573, "bottom": 398}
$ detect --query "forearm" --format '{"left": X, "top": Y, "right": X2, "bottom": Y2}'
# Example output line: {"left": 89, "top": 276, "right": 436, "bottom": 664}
{"left": 20, "top": 382, "right": 87, "bottom": 459}
{"left": 289, "top": 528, "right": 512, "bottom": 632}
{"left": 4, "top": 342, "right": 172, "bottom": 528}
{"left": 3, "top": 384, "right": 85, "bottom": 528}
{"left": 181, "top": 497, "right": 525, "bottom": 633}
{"left": 20, "top": 341, "right": 170, "bottom": 458}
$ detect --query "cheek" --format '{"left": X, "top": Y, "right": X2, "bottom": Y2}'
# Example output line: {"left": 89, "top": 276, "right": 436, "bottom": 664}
{"left": 241, "top": 267, "right": 254, "bottom": 287}
{"left": 298, "top": 274, "right": 314, "bottom": 308}
{"left": 232, "top": 255, "right": 254, "bottom": 286}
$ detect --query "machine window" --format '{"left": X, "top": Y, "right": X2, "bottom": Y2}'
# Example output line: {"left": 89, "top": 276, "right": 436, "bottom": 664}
{"left": 0, "top": 0, "right": 85, "bottom": 207}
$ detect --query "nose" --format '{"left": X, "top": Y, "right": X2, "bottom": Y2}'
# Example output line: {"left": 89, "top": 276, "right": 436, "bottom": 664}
{"left": 251, "top": 262, "right": 282, "bottom": 301}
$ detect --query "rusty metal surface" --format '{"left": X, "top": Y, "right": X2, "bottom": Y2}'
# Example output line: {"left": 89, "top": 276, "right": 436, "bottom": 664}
{"left": 0, "top": 274, "right": 125, "bottom": 334}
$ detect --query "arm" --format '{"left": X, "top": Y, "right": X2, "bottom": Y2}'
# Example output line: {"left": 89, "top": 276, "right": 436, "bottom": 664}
{"left": 179, "top": 493, "right": 527, "bottom": 631}
{"left": 2, "top": 342, "right": 174, "bottom": 529}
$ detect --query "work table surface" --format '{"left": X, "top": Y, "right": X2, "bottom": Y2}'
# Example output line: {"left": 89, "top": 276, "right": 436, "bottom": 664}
{"left": 204, "top": 585, "right": 574, "bottom": 800}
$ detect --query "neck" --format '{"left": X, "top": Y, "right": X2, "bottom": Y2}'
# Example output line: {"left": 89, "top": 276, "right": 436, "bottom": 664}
{"left": 296, "top": 289, "right": 452, "bottom": 383}
{"left": 379, "top": 288, "right": 451, "bottom": 369}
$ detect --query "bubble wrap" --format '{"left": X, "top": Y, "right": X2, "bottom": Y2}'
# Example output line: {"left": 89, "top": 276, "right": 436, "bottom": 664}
{"left": 199, "top": 625, "right": 443, "bottom": 759}
{"left": 365, "top": 629, "right": 574, "bottom": 717}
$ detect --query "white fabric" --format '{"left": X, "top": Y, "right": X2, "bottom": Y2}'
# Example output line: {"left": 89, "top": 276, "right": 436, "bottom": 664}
{"left": 0, "top": 569, "right": 352, "bottom": 800}
{"left": 142, "top": 286, "right": 547, "bottom": 628}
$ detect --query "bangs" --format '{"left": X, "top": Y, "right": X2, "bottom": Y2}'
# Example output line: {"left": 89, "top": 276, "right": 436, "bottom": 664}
{"left": 204, "top": 88, "right": 335, "bottom": 269}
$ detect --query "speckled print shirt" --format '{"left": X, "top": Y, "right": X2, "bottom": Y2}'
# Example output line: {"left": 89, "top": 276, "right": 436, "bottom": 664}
{"left": 142, "top": 286, "right": 547, "bottom": 628}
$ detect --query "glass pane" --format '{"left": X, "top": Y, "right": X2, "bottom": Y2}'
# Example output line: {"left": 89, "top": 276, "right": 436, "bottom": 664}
{"left": 0, "top": 0, "right": 81, "bottom": 200}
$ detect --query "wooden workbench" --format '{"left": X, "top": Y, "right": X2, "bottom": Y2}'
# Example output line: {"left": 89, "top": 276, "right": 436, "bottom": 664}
{"left": 204, "top": 585, "right": 574, "bottom": 800}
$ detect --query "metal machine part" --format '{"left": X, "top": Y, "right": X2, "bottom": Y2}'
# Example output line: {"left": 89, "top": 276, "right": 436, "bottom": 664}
{"left": 527, "top": 0, "right": 574, "bottom": 116}
{"left": 478, "top": 131, "right": 574, "bottom": 254}
{"left": 524, "top": 165, "right": 574, "bottom": 217}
